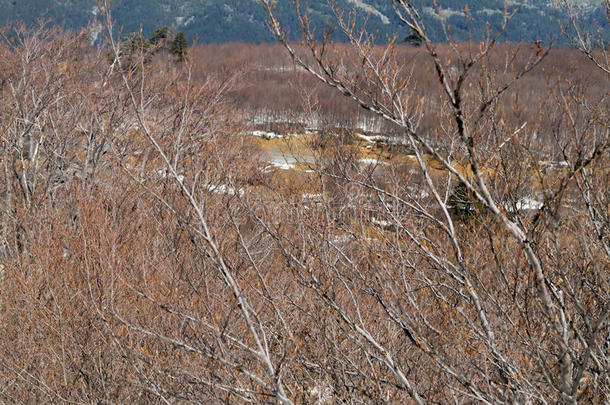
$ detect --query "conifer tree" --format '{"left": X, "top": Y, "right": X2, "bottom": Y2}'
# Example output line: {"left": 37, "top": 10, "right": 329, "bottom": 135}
{"left": 150, "top": 26, "right": 169, "bottom": 45}
{"left": 170, "top": 32, "right": 188, "bottom": 61}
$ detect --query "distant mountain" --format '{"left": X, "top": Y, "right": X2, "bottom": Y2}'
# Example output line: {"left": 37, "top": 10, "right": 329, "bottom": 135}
{"left": 0, "top": 0, "right": 607, "bottom": 45}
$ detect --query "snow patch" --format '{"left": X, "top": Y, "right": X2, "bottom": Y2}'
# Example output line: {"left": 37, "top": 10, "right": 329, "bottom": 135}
{"left": 175, "top": 16, "right": 195, "bottom": 26}
{"left": 205, "top": 183, "right": 244, "bottom": 197}
{"left": 346, "top": 0, "right": 390, "bottom": 24}
{"left": 359, "top": 158, "right": 387, "bottom": 166}
{"left": 262, "top": 151, "right": 314, "bottom": 170}
{"left": 302, "top": 193, "right": 323, "bottom": 203}
{"left": 505, "top": 197, "right": 544, "bottom": 212}
{"left": 539, "top": 160, "right": 569, "bottom": 168}
{"left": 251, "top": 130, "right": 283, "bottom": 139}
{"left": 308, "top": 384, "right": 333, "bottom": 403}
{"left": 330, "top": 234, "right": 354, "bottom": 244}
{"left": 355, "top": 133, "right": 409, "bottom": 147}
{"left": 478, "top": 8, "right": 502, "bottom": 15}
{"left": 516, "top": 198, "right": 544, "bottom": 211}
{"left": 356, "top": 133, "right": 388, "bottom": 143}
{"left": 268, "top": 162, "right": 294, "bottom": 170}
{"left": 424, "top": 7, "right": 463, "bottom": 19}
{"left": 371, "top": 217, "right": 395, "bottom": 229}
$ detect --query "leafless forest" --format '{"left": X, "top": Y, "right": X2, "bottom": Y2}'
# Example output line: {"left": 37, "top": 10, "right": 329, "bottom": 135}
{"left": 0, "top": 1, "right": 608, "bottom": 403}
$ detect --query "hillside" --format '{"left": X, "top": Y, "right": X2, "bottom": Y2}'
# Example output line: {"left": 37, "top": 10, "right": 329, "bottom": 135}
{"left": 0, "top": 0, "right": 607, "bottom": 44}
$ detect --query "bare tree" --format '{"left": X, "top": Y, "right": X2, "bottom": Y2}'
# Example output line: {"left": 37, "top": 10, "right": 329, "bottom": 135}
{"left": 557, "top": 0, "right": 610, "bottom": 75}
{"left": 0, "top": 2, "right": 606, "bottom": 404}
{"left": 258, "top": 0, "right": 609, "bottom": 403}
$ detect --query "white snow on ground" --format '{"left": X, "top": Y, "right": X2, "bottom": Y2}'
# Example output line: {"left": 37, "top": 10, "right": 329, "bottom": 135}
{"left": 345, "top": 0, "right": 390, "bottom": 24}
{"left": 308, "top": 384, "right": 334, "bottom": 403}
{"left": 175, "top": 16, "right": 195, "bottom": 26}
{"left": 250, "top": 129, "right": 313, "bottom": 139}
{"left": 516, "top": 197, "right": 544, "bottom": 211}
{"left": 302, "top": 193, "right": 323, "bottom": 203}
{"left": 356, "top": 133, "right": 388, "bottom": 143}
{"left": 251, "top": 130, "right": 283, "bottom": 139}
{"left": 267, "top": 162, "right": 295, "bottom": 170}
{"left": 359, "top": 158, "right": 387, "bottom": 166}
{"left": 355, "top": 133, "right": 410, "bottom": 147}
{"left": 504, "top": 197, "right": 544, "bottom": 212}
{"left": 371, "top": 216, "right": 395, "bottom": 228}
{"left": 261, "top": 151, "right": 314, "bottom": 171}
{"left": 205, "top": 183, "right": 244, "bottom": 197}
{"left": 330, "top": 234, "right": 354, "bottom": 244}
{"left": 539, "top": 160, "right": 569, "bottom": 168}
{"left": 424, "top": 7, "right": 463, "bottom": 19}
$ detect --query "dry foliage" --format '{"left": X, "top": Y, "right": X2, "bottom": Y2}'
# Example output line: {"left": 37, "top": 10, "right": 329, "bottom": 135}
{"left": 0, "top": 1, "right": 608, "bottom": 404}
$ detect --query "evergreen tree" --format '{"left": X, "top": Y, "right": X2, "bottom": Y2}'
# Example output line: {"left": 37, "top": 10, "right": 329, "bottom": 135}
{"left": 403, "top": 27, "right": 423, "bottom": 46}
{"left": 448, "top": 180, "right": 476, "bottom": 221}
{"left": 109, "top": 32, "right": 151, "bottom": 69}
{"left": 150, "top": 26, "right": 169, "bottom": 45}
{"left": 124, "top": 32, "right": 151, "bottom": 55}
{"left": 171, "top": 32, "right": 188, "bottom": 61}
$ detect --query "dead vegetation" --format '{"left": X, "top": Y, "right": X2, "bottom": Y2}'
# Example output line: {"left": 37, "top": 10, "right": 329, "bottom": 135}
{"left": 0, "top": 2, "right": 608, "bottom": 403}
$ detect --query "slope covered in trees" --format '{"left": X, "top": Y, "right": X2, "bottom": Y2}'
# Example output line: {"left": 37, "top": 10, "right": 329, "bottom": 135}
{"left": 0, "top": 0, "right": 607, "bottom": 44}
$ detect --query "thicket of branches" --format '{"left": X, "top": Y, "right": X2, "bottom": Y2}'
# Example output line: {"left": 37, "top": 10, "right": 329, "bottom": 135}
{"left": 0, "top": 1, "right": 608, "bottom": 403}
